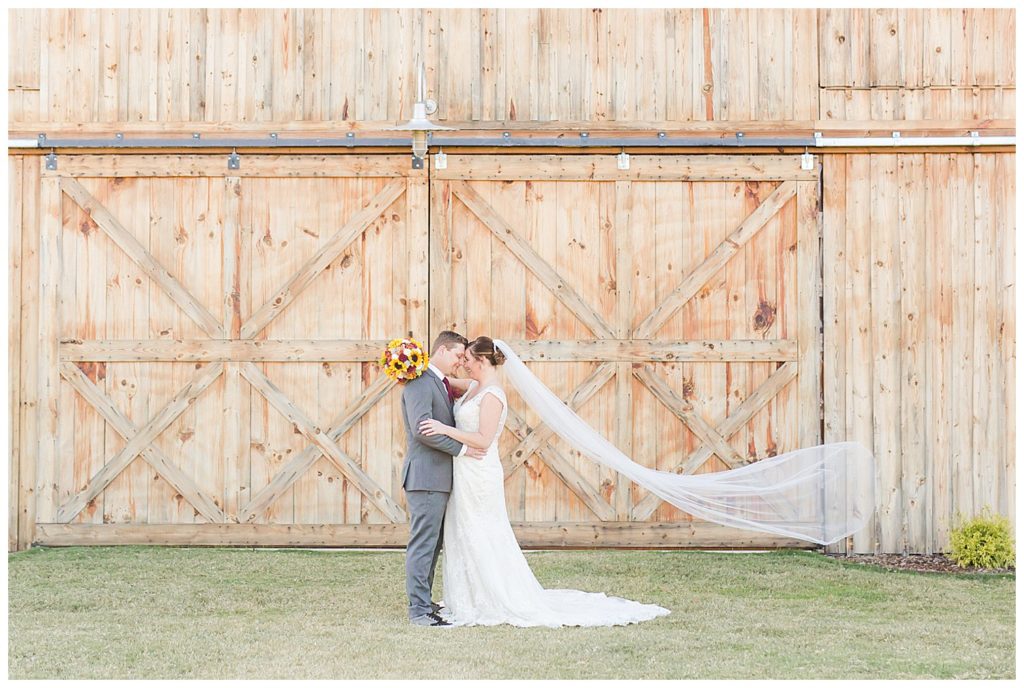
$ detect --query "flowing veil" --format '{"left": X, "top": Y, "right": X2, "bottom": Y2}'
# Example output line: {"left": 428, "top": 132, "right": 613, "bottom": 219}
{"left": 493, "top": 340, "right": 875, "bottom": 545}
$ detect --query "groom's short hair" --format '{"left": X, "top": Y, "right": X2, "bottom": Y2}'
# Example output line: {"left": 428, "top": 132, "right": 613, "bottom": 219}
{"left": 432, "top": 330, "right": 468, "bottom": 354}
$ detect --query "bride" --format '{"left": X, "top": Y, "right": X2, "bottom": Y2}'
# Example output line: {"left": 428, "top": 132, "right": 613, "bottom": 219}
{"left": 418, "top": 336, "right": 670, "bottom": 628}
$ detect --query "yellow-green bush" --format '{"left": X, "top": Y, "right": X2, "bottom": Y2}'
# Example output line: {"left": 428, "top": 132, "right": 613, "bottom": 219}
{"left": 949, "top": 509, "right": 1016, "bottom": 569}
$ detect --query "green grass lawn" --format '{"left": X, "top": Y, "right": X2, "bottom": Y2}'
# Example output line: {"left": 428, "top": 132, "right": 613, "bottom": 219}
{"left": 7, "top": 546, "right": 1015, "bottom": 679}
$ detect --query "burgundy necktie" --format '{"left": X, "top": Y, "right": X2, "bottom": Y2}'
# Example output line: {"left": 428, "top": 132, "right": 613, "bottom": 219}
{"left": 442, "top": 377, "right": 454, "bottom": 403}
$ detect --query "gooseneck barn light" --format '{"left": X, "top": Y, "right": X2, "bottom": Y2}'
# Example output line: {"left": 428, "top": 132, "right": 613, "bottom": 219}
{"left": 386, "top": 60, "right": 454, "bottom": 168}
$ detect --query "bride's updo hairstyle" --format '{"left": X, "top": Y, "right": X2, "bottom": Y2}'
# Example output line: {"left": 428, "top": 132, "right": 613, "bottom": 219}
{"left": 467, "top": 336, "right": 506, "bottom": 367}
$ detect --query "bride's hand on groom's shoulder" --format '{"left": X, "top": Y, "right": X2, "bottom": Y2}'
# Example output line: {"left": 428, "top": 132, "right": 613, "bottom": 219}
{"left": 418, "top": 418, "right": 449, "bottom": 437}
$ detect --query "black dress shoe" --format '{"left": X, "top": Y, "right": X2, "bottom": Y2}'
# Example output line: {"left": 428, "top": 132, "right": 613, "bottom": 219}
{"left": 426, "top": 612, "right": 451, "bottom": 626}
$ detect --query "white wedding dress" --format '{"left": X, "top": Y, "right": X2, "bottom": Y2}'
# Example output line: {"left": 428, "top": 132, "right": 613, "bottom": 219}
{"left": 440, "top": 380, "right": 671, "bottom": 628}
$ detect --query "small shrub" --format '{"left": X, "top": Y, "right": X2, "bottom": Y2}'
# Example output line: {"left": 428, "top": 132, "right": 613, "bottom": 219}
{"left": 949, "top": 509, "right": 1016, "bottom": 569}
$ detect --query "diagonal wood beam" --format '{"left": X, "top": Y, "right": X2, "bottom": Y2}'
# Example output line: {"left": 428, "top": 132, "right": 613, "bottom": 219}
{"left": 240, "top": 180, "right": 406, "bottom": 339}
{"left": 240, "top": 363, "right": 406, "bottom": 523}
{"left": 450, "top": 180, "right": 616, "bottom": 339}
{"left": 635, "top": 180, "right": 797, "bottom": 338}
{"left": 631, "top": 361, "right": 800, "bottom": 521}
{"left": 633, "top": 364, "right": 746, "bottom": 469}
{"left": 59, "top": 362, "right": 227, "bottom": 523}
{"left": 504, "top": 408, "right": 617, "bottom": 522}
{"left": 503, "top": 362, "right": 617, "bottom": 479}
{"left": 60, "top": 177, "right": 226, "bottom": 339}
{"left": 239, "top": 373, "right": 395, "bottom": 522}
{"left": 56, "top": 361, "right": 225, "bottom": 523}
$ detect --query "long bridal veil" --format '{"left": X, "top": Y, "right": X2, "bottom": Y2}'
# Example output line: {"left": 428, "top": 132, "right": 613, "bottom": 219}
{"left": 493, "top": 340, "right": 875, "bottom": 545}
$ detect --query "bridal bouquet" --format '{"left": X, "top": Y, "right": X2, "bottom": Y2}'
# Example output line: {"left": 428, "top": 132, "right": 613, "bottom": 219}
{"left": 379, "top": 337, "right": 429, "bottom": 382}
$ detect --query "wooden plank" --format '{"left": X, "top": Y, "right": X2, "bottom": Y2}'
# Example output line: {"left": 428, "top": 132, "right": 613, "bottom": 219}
{"left": 452, "top": 180, "right": 616, "bottom": 339}
{"left": 993, "top": 9, "right": 1015, "bottom": 87}
{"left": 61, "top": 339, "right": 395, "bottom": 362}
{"left": 503, "top": 408, "right": 617, "bottom": 522}
{"left": 60, "top": 177, "right": 225, "bottom": 339}
{"left": 636, "top": 180, "right": 797, "bottom": 338}
{"left": 436, "top": 155, "right": 818, "bottom": 182}
{"left": 428, "top": 178, "right": 454, "bottom": 339}
{"left": 868, "top": 8, "right": 901, "bottom": 86}
{"left": 17, "top": 158, "right": 41, "bottom": 547}
{"left": 822, "top": 154, "right": 848, "bottom": 554}
{"left": 633, "top": 365, "right": 745, "bottom": 469}
{"left": 996, "top": 153, "right": 1015, "bottom": 533}
{"left": 844, "top": 154, "right": 874, "bottom": 553}
{"left": 222, "top": 176, "right": 242, "bottom": 522}
{"left": 950, "top": 153, "right": 975, "bottom": 526}
{"left": 241, "top": 179, "right": 405, "bottom": 339}
{"left": 796, "top": 179, "right": 822, "bottom": 449}
{"left": 33, "top": 521, "right": 812, "bottom": 549}
{"left": 869, "top": 154, "right": 901, "bottom": 552}
{"left": 925, "top": 153, "right": 952, "bottom": 552}
{"left": 614, "top": 180, "right": 633, "bottom": 520}
{"left": 43, "top": 155, "right": 413, "bottom": 179}
{"left": 922, "top": 9, "right": 952, "bottom": 87}
{"left": 972, "top": 154, "right": 999, "bottom": 517}
{"left": 59, "top": 362, "right": 226, "bottom": 523}
{"left": 632, "top": 360, "right": 799, "bottom": 521}
{"left": 57, "top": 361, "right": 224, "bottom": 524}
{"left": 9, "top": 117, "right": 1015, "bottom": 138}
{"left": 36, "top": 172, "right": 62, "bottom": 527}
{"left": 9, "top": 156, "right": 24, "bottom": 549}
{"left": 898, "top": 154, "right": 927, "bottom": 553}
{"left": 100, "top": 177, "right": 149, "bottom": 525}
{"left": 791, "top": 9, "right": 818, "bottom": 120}
{"left": 239, "top": 362, "right": 406, "bottom": 523}
{"left": 503, "top": 363, "right": 616, "bottom": 478}
{"left": 897, "top": 9, "right": 924, "bottom": 88}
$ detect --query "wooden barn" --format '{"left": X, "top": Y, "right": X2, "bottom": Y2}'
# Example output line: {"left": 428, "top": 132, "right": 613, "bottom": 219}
{"left": 7, "top": 8, "right": 1015, "bottom": 554}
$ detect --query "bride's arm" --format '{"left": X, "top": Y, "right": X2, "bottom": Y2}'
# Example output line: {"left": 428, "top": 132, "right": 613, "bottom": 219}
{"left": 418, "top": 394, "right": 504, "bottom": 450}
{"left": 446, "top": 376, "right": 473, "bottom": 393}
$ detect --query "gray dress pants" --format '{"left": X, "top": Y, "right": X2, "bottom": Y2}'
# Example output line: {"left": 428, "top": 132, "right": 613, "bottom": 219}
{"left": 404, "top": 489, "right": 449, "bottom": 619}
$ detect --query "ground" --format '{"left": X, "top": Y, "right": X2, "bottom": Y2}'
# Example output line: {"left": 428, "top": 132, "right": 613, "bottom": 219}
{"left": 7, "top": 546, "right": 1015, "bottom": 680}
{"left": 825, "top": 552, "right": 1015, "bottom": 575}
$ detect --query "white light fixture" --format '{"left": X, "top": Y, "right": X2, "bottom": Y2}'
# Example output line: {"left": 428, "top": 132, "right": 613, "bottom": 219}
{"left": 386, "top": 60, "right": 454, "bottom": 168}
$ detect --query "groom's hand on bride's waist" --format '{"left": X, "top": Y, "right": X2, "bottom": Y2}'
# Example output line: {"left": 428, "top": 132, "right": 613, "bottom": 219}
{"left": 465, "top": 446, "right": 487, "bottom": 460}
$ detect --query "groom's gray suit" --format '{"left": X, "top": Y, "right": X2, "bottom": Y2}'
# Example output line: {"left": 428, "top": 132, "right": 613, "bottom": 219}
{"left": 401, "top": 366, "right": 465, "bottom": 620}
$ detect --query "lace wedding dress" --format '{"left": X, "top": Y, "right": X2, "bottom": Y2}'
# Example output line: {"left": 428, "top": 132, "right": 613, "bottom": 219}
{"left": 440, "top": 380, "right": 671, "bottom": 628}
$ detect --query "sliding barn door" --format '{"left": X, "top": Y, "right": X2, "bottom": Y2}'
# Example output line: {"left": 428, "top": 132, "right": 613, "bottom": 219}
{"left": 431, "top": 154, "right": 822, "bottom": 548}
{"left": 34, "top": 154, "right": 426, "bottom": 545}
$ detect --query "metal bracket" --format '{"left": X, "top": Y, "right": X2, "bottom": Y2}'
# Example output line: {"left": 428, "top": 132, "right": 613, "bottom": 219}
{"left": 227, "top": 149, "right": 240, "bottom": 170}
{"left": 45, "top": 149, "right": 58, "bottom": 170}
{"left": 801, "top": 149, "right": 814, "bottom": 171}
{"left": 970, "top": 130, "right": 980, "bottom": 146}
{"left": 434, "top": 148, "right": 448, "bottom": 170}
{"left": 617, "top": 150, "right": 630, "bottom": 170}
{"left": 411, "top": 154, "right": 424, "bottom": 170}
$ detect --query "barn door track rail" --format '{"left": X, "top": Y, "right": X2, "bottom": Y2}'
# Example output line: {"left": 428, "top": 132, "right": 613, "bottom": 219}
{"left": 11, "top": 130, "right": 1015, "bottom": 151}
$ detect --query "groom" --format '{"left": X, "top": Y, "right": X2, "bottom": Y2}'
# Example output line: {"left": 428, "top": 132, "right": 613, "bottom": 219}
{"left": 400, "top": 330, "right": 485, "bottom": 627}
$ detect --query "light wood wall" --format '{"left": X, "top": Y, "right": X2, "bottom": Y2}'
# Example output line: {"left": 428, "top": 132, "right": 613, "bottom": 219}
{"left": 7, "top": 8, "right": 1017, "bottom": 553}
{"left": 824, "top": 152, "right": 1015, "bottom": 554}
{"left": 7, "top": 8, "right": 1016, "bottom": 126}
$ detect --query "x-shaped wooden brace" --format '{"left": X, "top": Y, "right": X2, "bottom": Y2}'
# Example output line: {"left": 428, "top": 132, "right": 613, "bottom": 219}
{"left": 56, "top": 361, "right": 226, "bottom": 523}
{"left": 634, "top": 180, "right": 796, "bottom": 339}
{"left": 499, "top": 363, "right": 618, "bottom": 521}
{"left": 240, "top": 180, "right": 407, "bottom": 339}
{"left": 240, "top": 363, "right": 406, "bottom": 523}
{"left": 61, "top": 177, "right": 226, "bottom": 339}
{"left": 630, "top": 361, "right": 800, "bottom": 521}
{"left": 450, "top": 181, "right": 616, "bottom": 340}
{"left": 237, "top": 371, "right": 397, "bottom": 523}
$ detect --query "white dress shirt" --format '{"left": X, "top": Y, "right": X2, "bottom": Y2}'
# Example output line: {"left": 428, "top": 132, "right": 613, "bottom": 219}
{"left": 426, "top": 363, "right": 467, "bottom": 458}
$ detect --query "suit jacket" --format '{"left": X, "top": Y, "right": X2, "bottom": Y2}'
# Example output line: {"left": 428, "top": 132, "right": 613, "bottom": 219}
{"left": 400, "top": 370, "right": 465, "bottom": 492}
